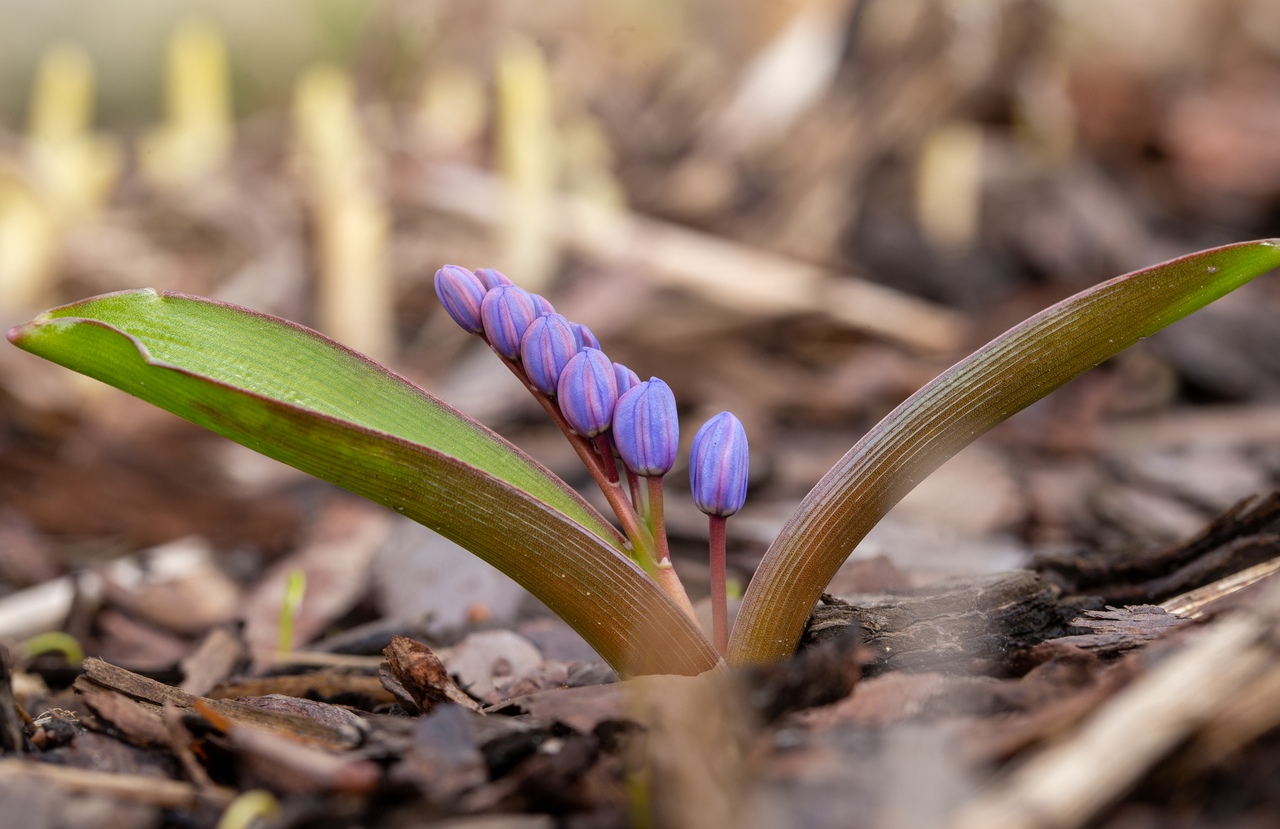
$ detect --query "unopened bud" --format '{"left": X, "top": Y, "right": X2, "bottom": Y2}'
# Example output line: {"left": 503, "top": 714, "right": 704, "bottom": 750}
{"left": 689, "top": 412, "right": 749, "bottom": 517}
{"left": 574, "top": 323, "right": 601, "bottom": 350}
{"left": 481, "top": 285, "right": 540, "bottom": 359}
{"left": 475, "top": 267, "right": 514, "bottom": 291}
{"left": 521, "top": 314, "right": 581, "bottom": 396}
{"left": 557, "top": 348, "right": 618, "bottom": 437}
{"left": 434, "top": 265, "right": 487, "bottom": 333}
{"left": 613, "top": 379, "right": 679, "bottom": 477}
{"left": 613, "top": 362, "right": 640, "bottom": 396}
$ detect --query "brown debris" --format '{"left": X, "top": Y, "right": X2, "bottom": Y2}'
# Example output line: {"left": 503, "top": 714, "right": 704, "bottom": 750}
{"left": 392, "top": 703, "right": 489, "bottom": 804}
{"left": 76, "top": 658, "right": 360, "bottom": 748}
{"left": 0, "top": 757, "right": 233, "bottom": 809}
{"left": 0, "top": 645, "right": 27, "bottom": 753}
{"left": 209, "top": 672, "right": 395, "bottom": 707}
{"left": 1047, "top": 605, "right": 1193, "bottom": 657}
{"left": 196, "top": 699, "right": 380, "bottom": 796}
{"left": 1037, "top": 491, "right": 1280, "bottom": 603}
{"left": 178, "top": 627, "right": 249, "bottom": 697}
{"left": 806, "top": 571, "right": 1079, "bottom": 675}
{"left": 381, "top": 635, "right": 485, "bottom": 714}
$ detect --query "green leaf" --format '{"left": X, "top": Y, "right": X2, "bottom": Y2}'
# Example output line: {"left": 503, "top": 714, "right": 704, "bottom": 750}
{"left": 9, "top": 290, "right": 718, "bottom": 677}
{"left": 728, "top": 240, "right": 1280, "bottom": 664}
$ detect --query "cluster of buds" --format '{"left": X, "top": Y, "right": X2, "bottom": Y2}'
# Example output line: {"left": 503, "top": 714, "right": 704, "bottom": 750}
{"left": 435, "top": 264, "right": 748, "bottom": 653}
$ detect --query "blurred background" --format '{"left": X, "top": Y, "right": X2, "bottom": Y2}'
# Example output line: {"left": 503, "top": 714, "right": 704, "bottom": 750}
{"left": 2, "top": 0, "right": 1280, "bottom": 660}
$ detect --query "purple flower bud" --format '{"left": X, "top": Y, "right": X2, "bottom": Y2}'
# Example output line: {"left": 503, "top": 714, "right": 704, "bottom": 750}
{"left": 531, "top": 293, "right": 556, "bottom": 317}
{"left": 613, "top": 362, "right": 640, "bottom": 396}
{"left": 557, "top": 348, "right": 617, "bottom": 437}
{"left": 434, "top": 265, "right": 487, "bottom": 333}
{"left": 690, "top": 412, "right": 749, "bottom": 517}
{"left": 613, "top": 379, "right": 679, "bottom": 477}
{"left": 481, "top": 285, "right": 540, "bottom": 359}
{"left": 475, "top": 267, "right": 514, "bottom": 290}
{"left": 574, "top": 322, "right": 601, "bottom": 350}
{"left": 520, "top": 314, "right": 581, "bottom": 396}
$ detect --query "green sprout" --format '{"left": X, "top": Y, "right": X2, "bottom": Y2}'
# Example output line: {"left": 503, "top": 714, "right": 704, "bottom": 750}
{"left": 9, "top": 240, "right": 1280, "bottom": 676}
{"left": 215, "top": 789, "right": 280, "bottom": 829}
{"left": 277, "top": 568, "right": 307, "bottom": 656}
{"left": 21, "top": 631, "right": 85, "bottom": 665}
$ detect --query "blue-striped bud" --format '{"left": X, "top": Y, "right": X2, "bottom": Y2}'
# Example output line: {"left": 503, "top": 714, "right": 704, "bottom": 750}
{"left": 475, "top": 267, "right": 514, "bottom": 291}
{"left": 613, "top": 379, "right": 679, "bottom": 477}
{"left": 481, "top": 285, "right": 540, "bottom": 359}
{"left": 520, "top": 314, "right": 581, "bottom": 396}
{"left": 613, "top": 362, "right": 640, "bottom": 396}
{"left": 557, "top": 348, "right": 617, "bottom": 437}
{"left": 574, "top": 322, "right": 601, "bottom": 350}
{"left": 531, "top": 293, "right": 556, "bottom": 318}
{"left": 434, "top": 265, "right": 487, "bottom": 333}
{"left": 690, "top": 412, "right": 749, "bottom": 517}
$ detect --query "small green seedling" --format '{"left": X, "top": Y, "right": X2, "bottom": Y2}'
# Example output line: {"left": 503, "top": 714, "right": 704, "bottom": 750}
{"left": 10, "top": 241, "right": 1280, "bottom": 676}
{"left": 277, "top": 568, "right": 306, "bottom": 656}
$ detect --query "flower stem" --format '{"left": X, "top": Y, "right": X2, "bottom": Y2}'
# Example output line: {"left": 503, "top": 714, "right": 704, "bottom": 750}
{"left": 593, "top": 435, "right": 620, "bottom": 484}
{"left": 626, "top": 467, "right": 644, "bottom": 518}
{"left": 709, "top": 515, "right": 728, "bottom": 656}
{"left": 495, "top": 353, "right": 653, "bottom": 564}
{"left": 647, "top": 477, "right": 696, "bottom": 622}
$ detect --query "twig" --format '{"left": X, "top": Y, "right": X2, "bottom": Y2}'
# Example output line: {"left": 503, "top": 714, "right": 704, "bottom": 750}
{"left": 412, "top": 163, "right": 969, "bottom": 354}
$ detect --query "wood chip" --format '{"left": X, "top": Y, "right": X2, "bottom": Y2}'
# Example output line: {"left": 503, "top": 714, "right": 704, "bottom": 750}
{"left": 80, "top": 690, "right": 169, "bottom": 747}
{"left": 948, "top": 593, "right": 1280, "bottom": 829}
{"left": 179, "top": 626, "right": 249, "bottom": 697}
{"left": 76, "top": 658, "right": 359, "bottom": 748}
{"left": 199, "top": 700, "right": 381, "bottom": 795}
{"left": 0, "top": 757, "right": 234, "bottom": 808}
{"left": 209, "top": 672, "right": 395, "bottom": 706}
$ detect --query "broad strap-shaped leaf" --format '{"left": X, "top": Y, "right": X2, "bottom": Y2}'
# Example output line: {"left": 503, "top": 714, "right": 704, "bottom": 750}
{"left": 9, "top": 290, "right": 719, "bottom": 677}
{"left": 729, "top": 240, "right": 1280, "bottom": 664}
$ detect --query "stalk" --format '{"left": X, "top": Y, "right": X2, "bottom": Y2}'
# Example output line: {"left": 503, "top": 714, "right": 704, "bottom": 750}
{"left": 648, "top": 476, "right": 696, "bottom": 622}
{"left": 495, "top": 353, "right": 653, "bottom": 562}
{"left": 709, "top": 515, "right": 728, "bottom": 655}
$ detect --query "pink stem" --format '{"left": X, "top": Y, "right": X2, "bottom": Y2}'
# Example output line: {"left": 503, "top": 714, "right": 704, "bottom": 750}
{"left": 495, "top": 355, "right": 651, "bottom": 561}
{"left": 627, "top": 468, "right": 644, "bottom": 518}
{"left": 709, "top": 515, "right": 728, "bottom": 656}
{"left": 593, "top": 435, "right": 620, "bottom": 484}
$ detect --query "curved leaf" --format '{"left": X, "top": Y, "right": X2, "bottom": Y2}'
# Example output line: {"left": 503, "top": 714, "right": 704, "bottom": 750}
{"left": 9, "top": 290, "right": 719, "bottom": 677}
{"left": 729, "top": 240, "right": 1280, "bottom": 664}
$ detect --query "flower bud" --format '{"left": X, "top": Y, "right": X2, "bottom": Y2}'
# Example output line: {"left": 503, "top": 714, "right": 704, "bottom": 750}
{"left": 574, "top": 322, "right": 601, "bottom": 350}
{"left": 690, "top": 412, "right": 749, "bottom": 517}
{"left": 557, "top": 348, "right": 617, "bottom": 437}
{"left": 434, "top": 265, "right": 487, "bottom": 333}
{"left": 613, "top": 379, "right": 679, "bottom": 477}
{"left": 613, "top": 362, "right": 640, "bottom": 396}
{"left": 531, "top": 293, "right": 556, "bottom": 318}
{"left": 474, "top": 267, "right": 514, "bottom": 291}
{"left": 520, "top": 314, "right": 581, "bottom": 396}
{"left": 481, "top": 285, "right": 540, "bottom": 359}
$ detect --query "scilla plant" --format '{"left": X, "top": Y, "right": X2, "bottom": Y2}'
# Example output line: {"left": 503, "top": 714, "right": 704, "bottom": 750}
{"left": 9, "top": 240, "right": 1280, "bottom": 676}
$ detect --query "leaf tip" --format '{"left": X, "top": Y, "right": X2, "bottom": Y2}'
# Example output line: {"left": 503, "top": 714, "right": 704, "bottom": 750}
{"left": 7, "top": 319, "right": 44, "bottom": 348}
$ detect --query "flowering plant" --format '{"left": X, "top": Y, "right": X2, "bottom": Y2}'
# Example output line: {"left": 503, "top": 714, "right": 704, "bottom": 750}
{"left": 10, "top": 240, "right": 1280, "bottom": 675}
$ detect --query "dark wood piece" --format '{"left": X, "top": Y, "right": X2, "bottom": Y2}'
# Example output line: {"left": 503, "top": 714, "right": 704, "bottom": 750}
{"left": 804, "top": 571, "right": 1088, "bottom": 675}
